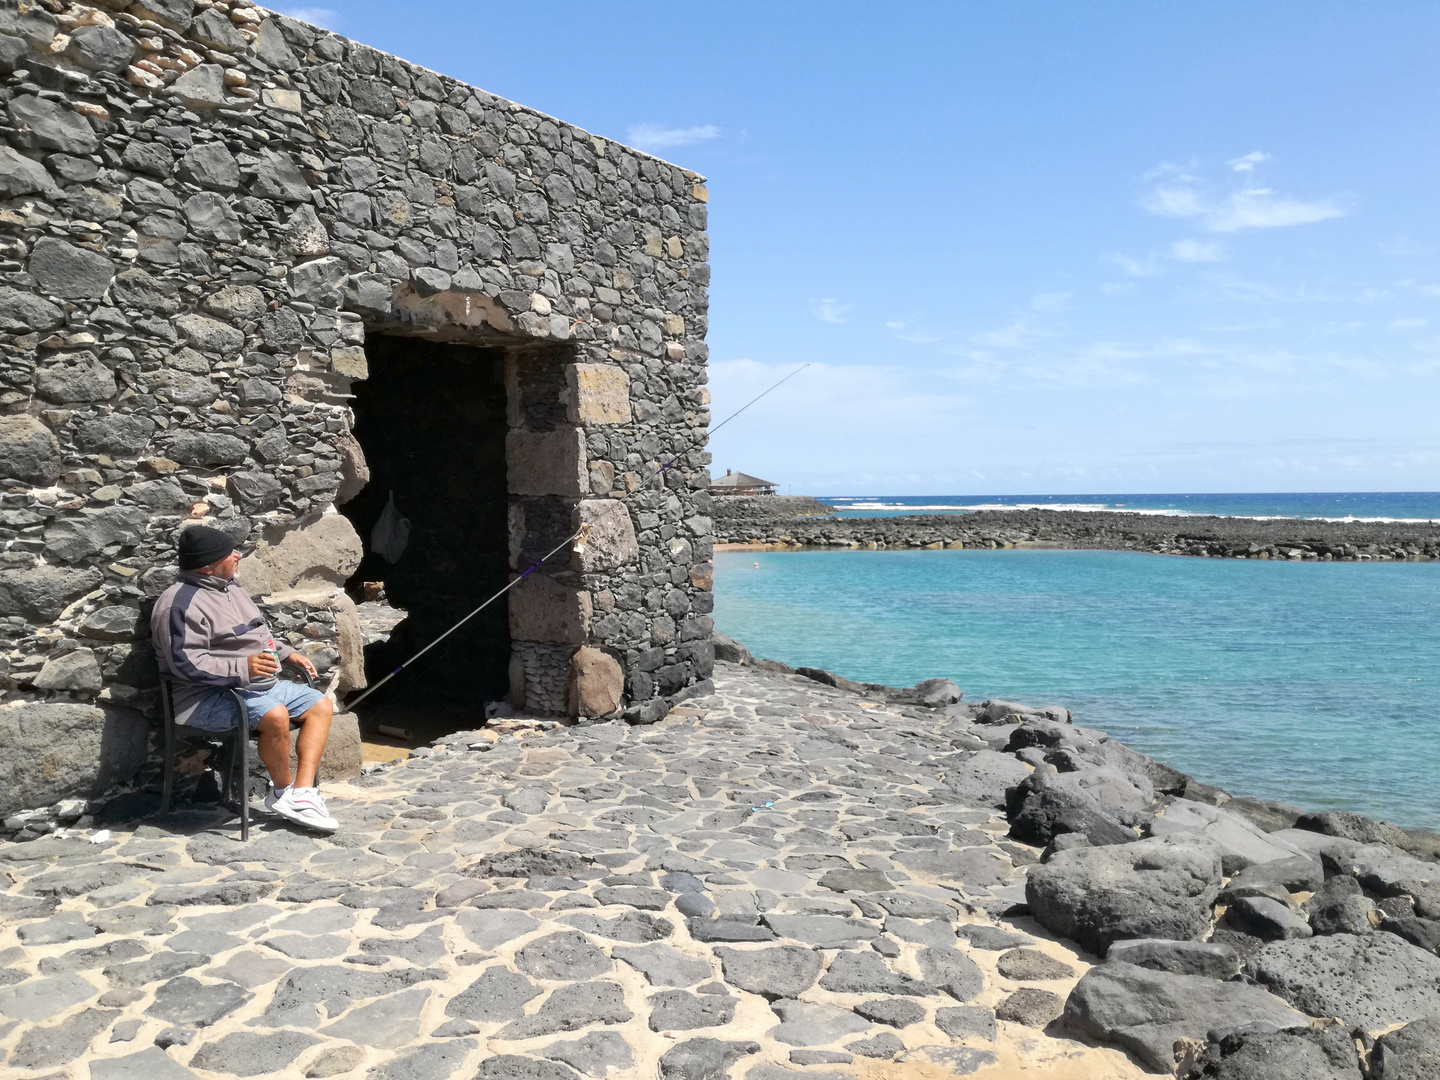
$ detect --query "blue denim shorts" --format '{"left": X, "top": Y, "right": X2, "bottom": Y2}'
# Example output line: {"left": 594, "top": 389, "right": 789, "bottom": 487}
{"left": 186, "top": 680, "right": 326, "bottom": 733}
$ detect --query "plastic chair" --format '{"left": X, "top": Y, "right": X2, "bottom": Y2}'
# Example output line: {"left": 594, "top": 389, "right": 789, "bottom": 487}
{"left": 157, "top": 663, "right": 314, "bottom": 841}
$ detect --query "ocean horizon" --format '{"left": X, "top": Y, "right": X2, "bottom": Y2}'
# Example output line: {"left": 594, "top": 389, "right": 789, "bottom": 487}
{"left": 813, "top": 491, "right": 1440, "bottom": 523}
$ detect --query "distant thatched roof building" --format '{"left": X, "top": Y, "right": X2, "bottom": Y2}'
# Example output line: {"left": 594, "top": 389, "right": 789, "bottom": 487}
{"left": 711, "top": 470, "right": 778, "bottom": 495}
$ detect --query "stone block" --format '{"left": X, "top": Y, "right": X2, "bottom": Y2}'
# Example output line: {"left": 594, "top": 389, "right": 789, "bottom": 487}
{"left": 175, "top": 313, "right": 245, "bottom": 356}
{"left": 289, "top": 257, "right": 348, "bottom": 307}
{"left": 330, "top": 347, "right": 368, "bottom": 379}
{"left": 565, "top": 363, "right": 632, "bottom": 425}
{"left": 28, "top": 239, "right": 114, "bottom": 300}
{"left": 0, "top": 285, "right": 63, "bottom": 332}
{"left": 0, "top": 701, "right": 147, "bottom": 816}
{"left": 0, "top": 34, "right": 25, "bottom": 77}
{"left": 37, "top": 352, "right": 117, "bottom": 404}
{"left": 253, "top": 150, "right": 311, "bottom": 203}
{"left": 130, "top": 0, "right": 195, "bottom": 32}
{"left": 264, "top": 88, "right": 303, "bottom": 113}
{"left": 331, "top": 593, "right": 366, "bottom": 694}
{"left": 7, "top": 95, "right": 99, "bottom": 156}
{"left": 256, "top": 19, "right": 299, "bottom": 70}
{"left": 192, "top": 8, "right": 248, "bottom": 51}
{"left": 569, "top": 646, "right": 623, "bottom": 717}
{"left": 33, "top": 648, "right": 103, "bottom": 692}
{"left": 65, "top": 24, "right": 136, "bottom": 72}
{"left": 74, "top": 414, "right": 155, "bottom": 458}
{"left": 506, "top": 428, "right": 587, "bottom": 497}
{"left": 43, "top": 506, "right": 146, "bottom": 565}
{"left": 284, "top": 209, "right": 330, "bottom": 262}
{"left": 203, "top": 285, "right": 267, "bottom": 322}
{"left": 170, "top": 64, "right": 227, "bottom": 110}
{"left": 0, "top": 565, "right": 104, "bottom": 621}
{"left": 0, "top": 415, "right": 62, "bottom": 484}
{"left": 335, "top": 434, "right": 369, "bottom": 505}
{"left": 169, "top": 432, "right": 247, "bottom": 467}
{"left": 572, "top": 499, "right": 639, "bottom": 573}
{"left": 289, "top": 702, "right": 361, "bottom": 783}
{"left": 179, "top": 143, "right": 240, "bottom": 191}
{"left": 509, "top": 573, "right": 591, "bottom": 645}
{"left": 236, "top": 513, "right": 364, "bottom": 597}
{"left": 0, "top": 146, "right": 57, "bottom": 199}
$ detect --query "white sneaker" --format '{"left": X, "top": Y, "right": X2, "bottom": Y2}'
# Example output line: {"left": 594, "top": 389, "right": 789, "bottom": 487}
{"left": 263, "top": 783, "right": 286, "bottom": 813}
{"left": 270, "top": 786, "right": 338, "bottom": 833}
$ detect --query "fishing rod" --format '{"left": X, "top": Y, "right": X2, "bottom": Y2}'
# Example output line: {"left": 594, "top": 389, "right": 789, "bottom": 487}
{"left": 340, "top": 362, "right": 810, "bottom": 714}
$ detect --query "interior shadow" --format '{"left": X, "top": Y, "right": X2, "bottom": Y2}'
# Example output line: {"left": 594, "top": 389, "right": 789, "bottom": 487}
{"left": 341, "top": 335, "right": 511, "bottom": 737}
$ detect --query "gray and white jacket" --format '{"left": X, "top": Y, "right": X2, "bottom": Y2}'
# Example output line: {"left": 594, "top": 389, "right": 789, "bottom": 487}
{"left": 150, "top": 571, "right": 296, "bottom": 724}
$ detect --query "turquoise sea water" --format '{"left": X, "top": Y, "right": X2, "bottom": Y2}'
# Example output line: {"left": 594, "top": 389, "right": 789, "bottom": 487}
{"left": 714, "top": 549, "right": 1440, "bottom": 830}
{"left": 822, "top": 492, "right": 1440, "bottom": 520}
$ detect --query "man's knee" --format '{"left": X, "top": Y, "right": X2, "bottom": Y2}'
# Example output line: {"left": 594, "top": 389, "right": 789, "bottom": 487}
{"left": 257, "top": 705, "right": 290, "bottom": 733}
{"left": 303, "top": 696, "right": 333, "bottom": 722}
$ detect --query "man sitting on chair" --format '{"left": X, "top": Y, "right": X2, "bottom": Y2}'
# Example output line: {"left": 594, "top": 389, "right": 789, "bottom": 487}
{"left": 151, "top": 525, "right": 339, "bottom": 833}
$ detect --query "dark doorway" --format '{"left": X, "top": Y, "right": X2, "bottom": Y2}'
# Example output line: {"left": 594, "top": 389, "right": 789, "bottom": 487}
{"left": 341, "top": 336, "right": 510, "bottom": 731}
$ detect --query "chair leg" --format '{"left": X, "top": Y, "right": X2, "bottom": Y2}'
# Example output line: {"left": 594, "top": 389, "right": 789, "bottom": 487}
{"left": 159, "top": 684, "right": 175, "bottom": 817}
{"left": 239, "top": 719, "right": 249, "bottom": 842}
{"left": 227, "top": 690, "right": 250, "bottom": 842}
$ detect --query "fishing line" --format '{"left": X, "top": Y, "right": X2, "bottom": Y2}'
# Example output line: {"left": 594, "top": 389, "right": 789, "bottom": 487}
{"left": 340, "top": 363, "right": 810, "bottom": 715}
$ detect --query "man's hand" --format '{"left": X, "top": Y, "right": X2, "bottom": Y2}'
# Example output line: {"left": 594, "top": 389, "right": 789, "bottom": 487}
{"left": 248, "top": 651, "right": 280, "bottom": 679}
{"left": 289, "top": 652, "right": 318, "bottom": 679}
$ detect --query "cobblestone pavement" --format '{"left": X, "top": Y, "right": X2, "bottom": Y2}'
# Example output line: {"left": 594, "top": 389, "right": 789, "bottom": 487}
{"left": 0, "top": 662, "right": 1147, "bottom": 1079}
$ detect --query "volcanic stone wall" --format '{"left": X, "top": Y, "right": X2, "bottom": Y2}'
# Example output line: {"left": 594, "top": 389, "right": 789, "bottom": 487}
{"left": 0, "top": 0, "right": 714, "bottom": 817}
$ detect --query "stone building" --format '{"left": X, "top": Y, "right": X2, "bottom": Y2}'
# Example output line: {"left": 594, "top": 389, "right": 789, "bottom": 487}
{"left": 0, "top": 0, "right": 715, "bottom": 819}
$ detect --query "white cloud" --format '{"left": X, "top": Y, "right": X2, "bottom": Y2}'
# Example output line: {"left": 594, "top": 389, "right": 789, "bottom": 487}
{"left": 1108, "top": 252, "right": 1164, "bottom": 277}
{"left": 624, "top": 124, "right": 720, "bottom": 152}
{"left": 811, "top": 298, "right": 852, "bottom": 324}
{"left": 1229, "top": 151, "right": 1271, "bottom": 173}
{"left": 1101, "top": 282, "right": 1138, "bottom": 296}
{"left": 970, "top": 319, "right": 1048, "bottom": 351}
{"left": 1183, "top": 274, "right": 1386, "bottom": 307}
{"left": 1206, "top": 189, "right": 1343, "bottom": 232}
{"left": 1106, "top": 239, "right": 1220, "bottom": 283}
{"left": 275, "top": 7, "right": 339, "bottom": 29}
{"left": 1391, "top": 317, "right": 1428, "bottom": 330}
{"left": 1171, "top": 239, "right": 1222, "bottom": 262}
{"left": 1141, "top": 159, "right": 1343, "bottom": 233}
{"left": 885, "top": 313, "right": 943, "bottom": 344}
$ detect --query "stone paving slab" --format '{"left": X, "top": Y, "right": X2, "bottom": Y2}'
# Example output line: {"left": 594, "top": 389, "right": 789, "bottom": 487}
{"left": 0, "top": 662, "right": 1149, "bottom": 1079}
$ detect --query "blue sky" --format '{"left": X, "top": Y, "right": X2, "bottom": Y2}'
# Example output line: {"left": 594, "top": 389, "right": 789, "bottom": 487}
{"left": 287, "top": 2, "right": 1440, "bottom": 495}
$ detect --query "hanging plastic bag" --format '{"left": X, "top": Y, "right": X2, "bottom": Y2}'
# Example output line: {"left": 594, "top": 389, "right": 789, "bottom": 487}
{"left": 371, "top": 490, "right": 411, "bottom": 565}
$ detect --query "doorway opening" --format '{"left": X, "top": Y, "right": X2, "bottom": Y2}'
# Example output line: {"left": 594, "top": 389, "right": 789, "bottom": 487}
{"left": 341, "top": 334, "right": 510, "bottom": 744}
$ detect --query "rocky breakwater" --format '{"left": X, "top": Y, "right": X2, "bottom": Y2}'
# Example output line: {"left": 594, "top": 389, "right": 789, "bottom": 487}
{"left": 708, "top": 496, "right": 835, "bottom": 538}
{"left": 720, "top": 636, "right": 1440, "bottom": 1076}
{"left": 714, "top": 498, "right": 1440, "bottom": 562}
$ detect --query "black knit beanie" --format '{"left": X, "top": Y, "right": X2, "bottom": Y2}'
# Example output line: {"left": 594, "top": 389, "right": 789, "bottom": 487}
{"left": 178, "top": 525, "right": 235, "bottom": 571}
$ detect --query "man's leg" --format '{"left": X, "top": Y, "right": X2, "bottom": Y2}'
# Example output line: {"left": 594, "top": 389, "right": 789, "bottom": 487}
{"left": 267, "top": 692, "right": 338, "bottom": 833}
{"left": 255, "top": 704, "right": 294, "bottom": 788}
{"left": 293, "top": 696, "right": 333, "bottom": 789}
